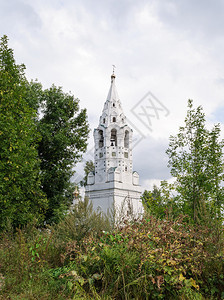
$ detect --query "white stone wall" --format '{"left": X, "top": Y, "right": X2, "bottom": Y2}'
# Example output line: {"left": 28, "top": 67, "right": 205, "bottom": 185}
{"left": 85, "top": 182, "right": 143, "bottom": 219}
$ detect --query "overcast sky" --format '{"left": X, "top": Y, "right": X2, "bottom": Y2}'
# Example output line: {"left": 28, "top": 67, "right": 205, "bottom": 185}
{"left": 1, "top": 0, "right": 224, "bottom": 191}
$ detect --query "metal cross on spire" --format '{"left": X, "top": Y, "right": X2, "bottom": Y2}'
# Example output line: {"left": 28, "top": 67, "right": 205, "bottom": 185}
{"left": 112, "top": 64, "right": 116, "bottom": 75}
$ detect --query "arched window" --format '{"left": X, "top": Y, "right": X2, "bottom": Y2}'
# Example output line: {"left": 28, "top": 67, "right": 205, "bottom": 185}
{"left": 110, "top": 129, "right": 117, "bottom": 146}
{"left": 113, "top": 103, "right": 115, "bottom": 107}
{"left": 99, "top": 130, "right": 104, "bottom": 148}
{"left": 124, "top": 130, "right": 129, "bottom": 148}
{"left": 112, "top": 117, "right": 116, "bottom": 122}
{"left": 103, "top": 118, "right": 105, "bottom": 123}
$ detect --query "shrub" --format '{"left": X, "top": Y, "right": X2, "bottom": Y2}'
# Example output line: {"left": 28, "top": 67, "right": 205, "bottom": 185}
{"left": 58, "top": 215, "right": 224, "bottom": 299}
{"left": 0, "top": 210, "right": 223, "bottom": 299}
{"left": 52, "top": 197, "right": 112, "bottom": 245}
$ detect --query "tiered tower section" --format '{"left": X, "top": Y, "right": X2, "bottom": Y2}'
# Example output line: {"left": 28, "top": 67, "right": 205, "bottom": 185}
{"left": 85, "top": 73, "right": 142, "bottom": 217}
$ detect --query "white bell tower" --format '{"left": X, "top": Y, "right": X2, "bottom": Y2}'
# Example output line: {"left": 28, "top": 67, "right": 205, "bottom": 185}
{"left": 85, "top": 72, "right": 143, "bottom": 218}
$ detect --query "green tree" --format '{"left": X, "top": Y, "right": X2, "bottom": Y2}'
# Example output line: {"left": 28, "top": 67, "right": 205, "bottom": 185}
{"left": 0, "top": 35, "right": 47, "bottom": 230}
{"left": 25, "top": 79, "right": 43, "bottom": 113}
{"left": 141, "top": 185, "right": 162, "bottom": 216}
{"left": 166, "top": 99, "right": 224, "bottom": 223}
{"left": 38, "top": 85, "right": 89, "bottom": 223}
{"left": 142, "top": 183, "right": 180, "bottom": 219}
{"left": 80, "top": 160, "right": 95, "bottom": 187}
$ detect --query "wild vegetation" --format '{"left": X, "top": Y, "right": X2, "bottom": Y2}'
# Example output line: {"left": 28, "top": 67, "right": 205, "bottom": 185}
{"left": 0, "top": 199, "right": 224, "bottom": 299}
{"left": 0, "top": 36, "right": 224, "bottom": 299}
{"left": 0, "top": 35, "right": 89, "bottom": 229}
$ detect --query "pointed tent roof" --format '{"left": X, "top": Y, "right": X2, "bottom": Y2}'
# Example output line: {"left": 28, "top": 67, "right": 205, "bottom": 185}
{"left": 106, "top": 73, "right": 120, "bottom": 102}
{"left": 100, "top": 73, "right": 127, "bottom": 127}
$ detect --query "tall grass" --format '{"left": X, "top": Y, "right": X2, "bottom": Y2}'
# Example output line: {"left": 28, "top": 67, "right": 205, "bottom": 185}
{"left": 0, "top": 199, "right": 223, "bottom": 299}
{"left": 0, "top": 198, "right": 112, "bottom": 299}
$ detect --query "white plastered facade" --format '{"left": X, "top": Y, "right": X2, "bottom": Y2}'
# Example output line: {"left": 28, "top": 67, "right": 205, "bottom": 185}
{"left": 85, "top": 73, "right": 143, "bottom": 218}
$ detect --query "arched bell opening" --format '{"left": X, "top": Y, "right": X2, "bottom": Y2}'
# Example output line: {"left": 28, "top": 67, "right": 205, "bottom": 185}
{"left": 110, "top": 129, "right": 117, "bottom": 146}
{"left": 98, "top": 130, "right": 104, "bottom": 148}
{"left": 124, "top": 130, "right": 129, "bottom": 148}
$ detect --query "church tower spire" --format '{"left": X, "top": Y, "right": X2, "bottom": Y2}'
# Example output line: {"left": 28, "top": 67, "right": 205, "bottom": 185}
{"left": 85, "top": 72, "right": 142, "bottom": 218}
{"left": 100, "top": 72, "right": 127, "bottom": 128}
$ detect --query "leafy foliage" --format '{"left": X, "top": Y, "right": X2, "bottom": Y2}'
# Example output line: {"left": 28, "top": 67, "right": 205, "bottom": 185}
{"left": 80, "top": 160, "right": 95, "bottom": 187}
{"left": 166, "top": 99, "right": 224, "bottom": 224}
{"left": 142, "top": 184, "right": 168, "bottom": 218}
{"left": 141, "top": 182, "right": 181, "bottom": 220}
{"left": 0, "top": 199, "right": 112, "bottom": 299}
{"left": 38, "top": 85, "right": 89, "bottom": 223}
{"left": 53, "top": 197, "right": 111, "bottom": 245}
{"left": 56, "top": 215, "right": 224, "bottom": 299}
{"left": 0, "top": 208, "right": 224, "bottom": 299}
{"left": 0, "top": 36, "right": 90, "bottom": 227}
{"left": 0, "top": 35, "right": 47, "bottom": 230}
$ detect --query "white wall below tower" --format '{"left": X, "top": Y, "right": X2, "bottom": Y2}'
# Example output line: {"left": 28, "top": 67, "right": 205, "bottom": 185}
{"left": 86, "top": 172, "right": 143, "bottom": 220}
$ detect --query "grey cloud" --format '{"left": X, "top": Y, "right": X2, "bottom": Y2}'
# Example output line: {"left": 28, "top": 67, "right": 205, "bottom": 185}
{"left": 155, "top": 0, "right": 224, "bottom": 39}
{"left": 215, "top": 77, "right": 224, "bottom": 86}
{"left": 133, "top": 137, "right": 171, "bottom": 184}
{"left": 66, "top": 0, "right": 144, "bottom": 31}
{"left": 0, "top": 0, "right": 42, "bottom": 37}
{"left": 212, "top": 106, "right": 224, "bottom": 123}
